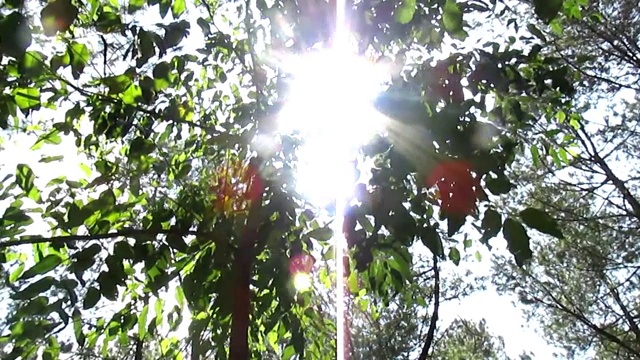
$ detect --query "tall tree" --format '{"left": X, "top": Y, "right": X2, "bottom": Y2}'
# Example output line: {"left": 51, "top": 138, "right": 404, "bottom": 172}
{"left": 492, "top": 0, "right": 640, "bottom": 358}
{"left": 0, "top": 0, "right": 579, "bottom": 358}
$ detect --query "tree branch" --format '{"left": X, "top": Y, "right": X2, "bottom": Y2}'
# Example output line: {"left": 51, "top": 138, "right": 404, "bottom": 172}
{"left": 576, "top": 127, "right": 640, "bottom": 220}
{"left": 606, "top": 276, "right": 640, "bottom": 344}
{"left": 418, "top": 254, "right": 440, "bottom": 360}
{"left": 0, "top": 228, "right": 210, "bottom": 250}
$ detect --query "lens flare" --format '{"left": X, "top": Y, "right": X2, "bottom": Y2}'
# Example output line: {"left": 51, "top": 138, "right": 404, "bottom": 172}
{"left": 292, "top": 272, "right": 313, "bottom": 292}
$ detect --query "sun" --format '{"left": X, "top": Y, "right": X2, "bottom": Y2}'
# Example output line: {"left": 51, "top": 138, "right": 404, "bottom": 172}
{"left": 276, "top": 45, "right": 389, "bottom": 360}
{"left": 278, "top": 49, "right": 390, "bottom": 205}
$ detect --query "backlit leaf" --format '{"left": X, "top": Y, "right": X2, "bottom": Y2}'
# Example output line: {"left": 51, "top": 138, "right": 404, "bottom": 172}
{"left": 443, "top": 0, "right": 463, "bottom": 33}
{"left": 16, "top": 164, "right": 39, "bottom": 202}
{"left": 448, "top": 247, "right": 461, "bottom": 265}
{"left": 69, "top": 42, "right": 91, "bottom": 79}
{"left": 19, "top": 254, "right": 62, "bottom": 280}
{"left": 12, "top": 87, "right": 40, "bottom": 110}
{"left": 394, "top": 0, "right": 416, "bottom": 24}
{"left": 139, "top": 304, "right": 149, "bottom": 339}
{"left": 171, "top": 0, "right": 186, "bottom": 17}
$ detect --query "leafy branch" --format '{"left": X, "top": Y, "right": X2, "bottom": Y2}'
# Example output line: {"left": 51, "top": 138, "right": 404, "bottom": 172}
{"left": 0, "top": 228, "right": 214, "bottom": 250}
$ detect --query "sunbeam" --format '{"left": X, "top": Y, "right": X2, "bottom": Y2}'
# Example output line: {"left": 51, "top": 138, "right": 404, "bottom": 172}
{"left": 274, "top": 1, "right": 390, "bottom": 356}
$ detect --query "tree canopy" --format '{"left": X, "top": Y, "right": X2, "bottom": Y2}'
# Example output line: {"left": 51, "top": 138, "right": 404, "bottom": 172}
{"left": 0, "top": 0, "right": 622, "bottom": 358}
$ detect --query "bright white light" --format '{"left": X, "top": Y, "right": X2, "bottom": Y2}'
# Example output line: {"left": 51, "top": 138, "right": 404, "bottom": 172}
{"left": 292, "top": 272, "right": 313, "bottom": 292}
{"left": 278, "top": 50, "right": 389, "bottom": 205}
{"left": 278, "top": 46, "right": 388, "bottom": 360}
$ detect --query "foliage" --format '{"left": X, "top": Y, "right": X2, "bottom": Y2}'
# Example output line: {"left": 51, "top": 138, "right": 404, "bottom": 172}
{"left": 492, "top": 0, "right": 640, "bottom": 358}
{"left": 432, "top": 318, "right": 510, "bottom": 360}
{"left": 347, "top": 254, "right": 483, "bottom": 359}
{"left": 0, "top": 0, "right": 588, "bottom": 358}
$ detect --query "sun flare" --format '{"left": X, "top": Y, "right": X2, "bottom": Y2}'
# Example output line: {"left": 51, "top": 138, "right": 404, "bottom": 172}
{"left": 277, "top": 44, "right": 390, "bottom": 360}
{"left": 278, "top": 49, "right": 389, "bottom": 205}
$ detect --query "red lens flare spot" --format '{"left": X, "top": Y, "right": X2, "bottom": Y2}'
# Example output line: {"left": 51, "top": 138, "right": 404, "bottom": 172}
{"left": 426, "top": 160, "right": 482, "bottom": 216}
{"left": 289, "top": 253, "right": 316, "bottom": 275}
{"left": 210, "top": 157, "right": 264, "bottom": 215}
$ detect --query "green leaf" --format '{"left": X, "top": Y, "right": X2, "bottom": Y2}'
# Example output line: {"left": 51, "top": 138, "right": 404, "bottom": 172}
{"left": 136, "top": 30, "right": 156, "bottom": 67}
{"left": 503, "top": 218, "right": 533, "bottom": 267}
{"left": 447, "top": 214, "right": 465, "bottom": 237}
{"left": 486, "top": 174, "right": 512, "bottom": 195}
{"left": 164, "top": 20, "right": 190, "bottom": 48}
{"left": 12, "top": 87, "right": 41, "bottom": 110}
{"left": 175, "top": 286, "right": 185, "bottom": 308}
{"left": 474, "top": 251, "right": 482, "bottom": 262}
{"left": 98, "top": 188, "right": 117, "bottom": 208}
{"left": 15, "top": 164, "right": 40, "bottom": 202}
{"left": 420, "top": 226, "right": 443, "bottom": 257}
{"left": 83, "top": 287, "right": 101, "bottom": 309}
{"left": 129, "top": 137, "right": 156, "bottom": 159}
{"left": 283, "top": 345, "right": 296, "bottom": 360}
{"left": 519, "top": 207, "right": 564, "bottom": 239}
{"left": 442, "top": 0, "right": 463, "bottom": 33}
{"left": 0, "top": 12, "right": 32, "bottom": 59}
{"left": 69, "top": 42, "right": 91, "bottom": 79}
{"left": 120, "top": 84, "right": 144, "bottom": 104}
{"left": 39, "top": 155, "right": 65, "bottom": 163}
{"left": 73, "top": 308, "right": 85, "bottom": 347}
{"left": 533, "top": 0, "right": 563, "bottom": 22}
{"left": 113, "top": 241, "right": 135, "bottom": 259}
{"left": 175, "top": 162, "right": 192, "bottom": 179}
{"left": 20, "top": 51, "right": 45, "bottom": 77}
{"left": 12, "top": 276, "right": 57, "bottom": 300}
{"left": 67, "top": 203, "right": 90, "bottom": 229}
{"left": 171, "top": 0, "right": 186, "bottom": 17}
{"left": 166, "top": 233, "right": 188, "bottom": 253}
{"left": 101, "top": 74, "right": 133, "bottom": 94}
{"left": 527, "top": 24, "right": 547, "bottom": 42}
{"left": 51, "top": 52, "right": 71, "bottom": 72}
{"left": 394, "top": 0, "right": 416, "bottom": 24}
{"left": 95, "top": 9, "right": 123, "bottom": 33}
{"left": 97, "top": 271, "right": 118, "bottom": 301}
{"left": 9, "top": 263, "right": 25, "bottom": 283}
{"left": 154, "top": 298, "right": 164, "bottom": 326}
{"left": 19, "top": 254, "right": 62, "bottom": 280}
{"left": 306, "top": 227, "right": 334, "bottom": 242}
{"left": 389, "top": 248, "right": 412, "bottom": 281}
{"left": 153, "top": 61, "right": 171, "bottom": 79}
{"left": 159, "top": 0, "right": 171, "bottom": 18}
{"left": 448, "top": 247, "right": 461, "bottom": 266}
{"left": 2, "top": 205, "right": 33, "bottom": 227}
{"left": 530, "top": 144, "right": 541, "bottom": 166}
{"left": 5, "top": 0, "right": 24, "bottom": 9}
{"left": 480, "top": 208, "right": 501, "bottom": 243}
{"left": 139, "top": 304, "right": 149, "bottom": 339}
{"left": 128, "top": 0, "right": 145, "bottom": 12}
{"left": 347, "top": 271, "right": 359, "bottom": 294}
{"left": 74, "top": 244, "right": 102, "bottom": 261}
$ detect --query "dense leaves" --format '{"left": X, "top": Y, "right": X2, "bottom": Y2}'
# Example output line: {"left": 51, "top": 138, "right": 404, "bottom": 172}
{"left": 0, "top": 0, "right": 592, "bottom": 358}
